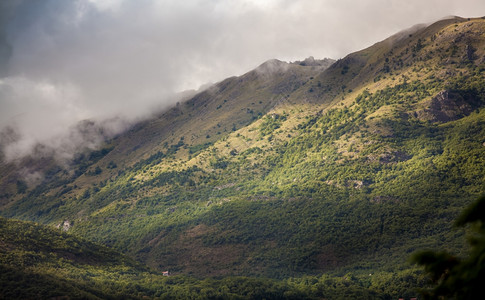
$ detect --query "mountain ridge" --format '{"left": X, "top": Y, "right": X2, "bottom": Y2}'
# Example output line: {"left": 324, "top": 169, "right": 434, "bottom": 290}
{"left": 0, "top": 16, "right": 484, "bottom": 297}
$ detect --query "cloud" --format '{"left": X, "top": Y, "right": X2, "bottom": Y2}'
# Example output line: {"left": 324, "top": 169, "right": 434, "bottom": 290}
{"left": 0, "top": 76, "right": 130, "bottom": 161}
{"left": 1, "top": 0, "right": 485, "bottom": 160}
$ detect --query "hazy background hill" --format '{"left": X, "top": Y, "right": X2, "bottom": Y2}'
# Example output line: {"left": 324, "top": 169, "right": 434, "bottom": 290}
{"left": 1, "top": 16, "right": 485, "bottom": 298}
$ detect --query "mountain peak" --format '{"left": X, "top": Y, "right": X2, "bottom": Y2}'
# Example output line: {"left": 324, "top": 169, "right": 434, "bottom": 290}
{"left": 255, "top": 59, "right": 289, "bottom": 75}
{"left": 292, "top": 56, "right": 336, "bottom": 67}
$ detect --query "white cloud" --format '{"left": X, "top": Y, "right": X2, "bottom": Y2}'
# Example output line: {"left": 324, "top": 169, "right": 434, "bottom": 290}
{"left": 0, "top": 77, "right": 89, "bottom": 159}
{"left": 86, "top": 0, "right": 122, "bottom": 12}
{"left": 1, "top": 0, "right": 485, "bottom": 159}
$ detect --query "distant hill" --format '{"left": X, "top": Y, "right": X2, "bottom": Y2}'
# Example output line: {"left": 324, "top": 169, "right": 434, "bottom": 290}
{"left": 0, "top": 216, "right": 398, "bottom": 299}
{"left": 0, "top": 216, "right": 152, "bottom": 299}
{"left": 0, "top": 16, "right": 484, "bottom": 298}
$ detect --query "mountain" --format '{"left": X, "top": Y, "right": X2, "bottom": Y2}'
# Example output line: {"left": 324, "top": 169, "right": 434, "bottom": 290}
{"left": 0, "top": 217, "right": 319, "bottom": 299}
{"left": 0, "top": 216, "right": 150, "bottom": 299}
{"left": 1, "top": 16, "right": 485, "bottom": 297}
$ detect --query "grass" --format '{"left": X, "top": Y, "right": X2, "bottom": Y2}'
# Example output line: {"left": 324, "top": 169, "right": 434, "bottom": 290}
{"left": 1, "top": 18, "right": 484, "bottom": 298}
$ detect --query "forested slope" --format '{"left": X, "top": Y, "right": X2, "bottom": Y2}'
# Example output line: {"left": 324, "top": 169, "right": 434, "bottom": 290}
{"left": 0, "top": 16, "right": 484, "bottom": 298}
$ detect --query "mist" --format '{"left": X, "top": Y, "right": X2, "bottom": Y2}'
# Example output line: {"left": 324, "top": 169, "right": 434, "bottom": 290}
{"left": 1, "top": 0, "right": 484, "bottom": 161}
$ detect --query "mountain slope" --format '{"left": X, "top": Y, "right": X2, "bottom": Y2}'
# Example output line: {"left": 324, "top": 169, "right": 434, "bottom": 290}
{"left": 0, "top": 16, "right": 484, "bottom": 284}
{"left": 0, "top": 216, "right": 153, "bottom": 299}
{"left": 0, "top": 58, "right": 334, "bottom": 211}
{"left": 1, "top": 217, "right": 327, "bottom": 299}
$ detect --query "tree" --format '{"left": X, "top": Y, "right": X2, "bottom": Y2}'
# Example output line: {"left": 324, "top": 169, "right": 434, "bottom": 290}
{"left": 412, "top": 195, "right": 485, "bottom": 299}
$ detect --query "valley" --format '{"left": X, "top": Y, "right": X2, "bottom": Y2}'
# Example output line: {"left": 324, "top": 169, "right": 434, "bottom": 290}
{"left": 1, "top": 16, "right": 484, "bottom": 299}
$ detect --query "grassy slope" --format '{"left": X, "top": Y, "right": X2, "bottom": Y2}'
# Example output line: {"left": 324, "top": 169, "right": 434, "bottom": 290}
{"left": 0, "top": 59, "right": 331, "bottom": 216}
{"left": 73, "top": 17, "right": 484, "bottom": 277}
{"left": 0, "top": 17, "right": 484, "bottom": 292}
{"left": 0, "top": 217, "right": 327, "bottom": 299}
{"left": 0, "top": 217, "right": 429, "bottom": 299}
{"left": 0, "top": 216, "right": 156, "bottom": 299}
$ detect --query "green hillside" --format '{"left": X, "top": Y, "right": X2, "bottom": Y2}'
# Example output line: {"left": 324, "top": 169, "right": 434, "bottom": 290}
{"left": 1, "top": 16, "right": 485, "bottom": 298}
{"left": 0, "top": 217, "right": 324, "bottom": 299}
{"left": 0, "top": 216, "right": 152, "bottom": 299}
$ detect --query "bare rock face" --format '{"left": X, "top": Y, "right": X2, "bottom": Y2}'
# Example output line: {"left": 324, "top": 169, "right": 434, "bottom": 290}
{"left": 415, "top": 90, "right": 474, "bottom": 123}
{"left": 295, "top": 56, "right": 335, "bottom": 68}
{"left": 56, "top": 220, "right": 72, "bottom": 231}
{"left": 464, "top": 44, "right": 476, "bottom": 61}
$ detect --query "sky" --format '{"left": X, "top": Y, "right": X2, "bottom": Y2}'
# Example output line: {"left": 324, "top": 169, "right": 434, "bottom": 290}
{"left": 1, "top": 0, "right": 485, "bottom": 160}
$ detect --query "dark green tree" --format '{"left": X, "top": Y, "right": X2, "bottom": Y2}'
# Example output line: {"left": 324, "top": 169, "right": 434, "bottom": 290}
{"left": 412, "top": 195, "right": 485, "bottom": 299}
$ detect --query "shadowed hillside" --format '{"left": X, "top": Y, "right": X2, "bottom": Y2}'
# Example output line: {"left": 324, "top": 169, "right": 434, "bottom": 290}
{"left": 0, "top": 16, "right": 484, "bottom": 298}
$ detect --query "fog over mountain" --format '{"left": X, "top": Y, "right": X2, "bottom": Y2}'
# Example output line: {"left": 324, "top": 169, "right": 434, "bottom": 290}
{"left": 0, "top": 0, "right": 484, "bottom": 160}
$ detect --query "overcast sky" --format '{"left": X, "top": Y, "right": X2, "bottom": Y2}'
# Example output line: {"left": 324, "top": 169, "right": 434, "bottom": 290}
{"left": 1, "top": 0, "right": 485, "bottom": 160}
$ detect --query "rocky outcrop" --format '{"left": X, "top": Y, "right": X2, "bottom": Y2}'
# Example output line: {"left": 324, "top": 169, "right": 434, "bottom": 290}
{"left": 293, "top": 56, "right": 335, "bottom": 67}
{"left": 464, "top": 44, "right": 476, "bottom": 61}
{"left": 415, "top": 90, "right": 475, "bottom": 123}
{"left": 56, "top": 220, "right": 72, "bottom": 232}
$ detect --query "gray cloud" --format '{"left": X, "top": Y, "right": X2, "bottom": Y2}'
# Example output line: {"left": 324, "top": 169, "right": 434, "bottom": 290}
{"left": 1, "top": 0, "right": 484, "bottom": 160}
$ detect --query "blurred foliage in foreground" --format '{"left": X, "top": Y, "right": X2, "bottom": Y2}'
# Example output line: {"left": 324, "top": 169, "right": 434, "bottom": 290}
{"left": 413, "top": 195, "right": 485, "bottom": 299}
